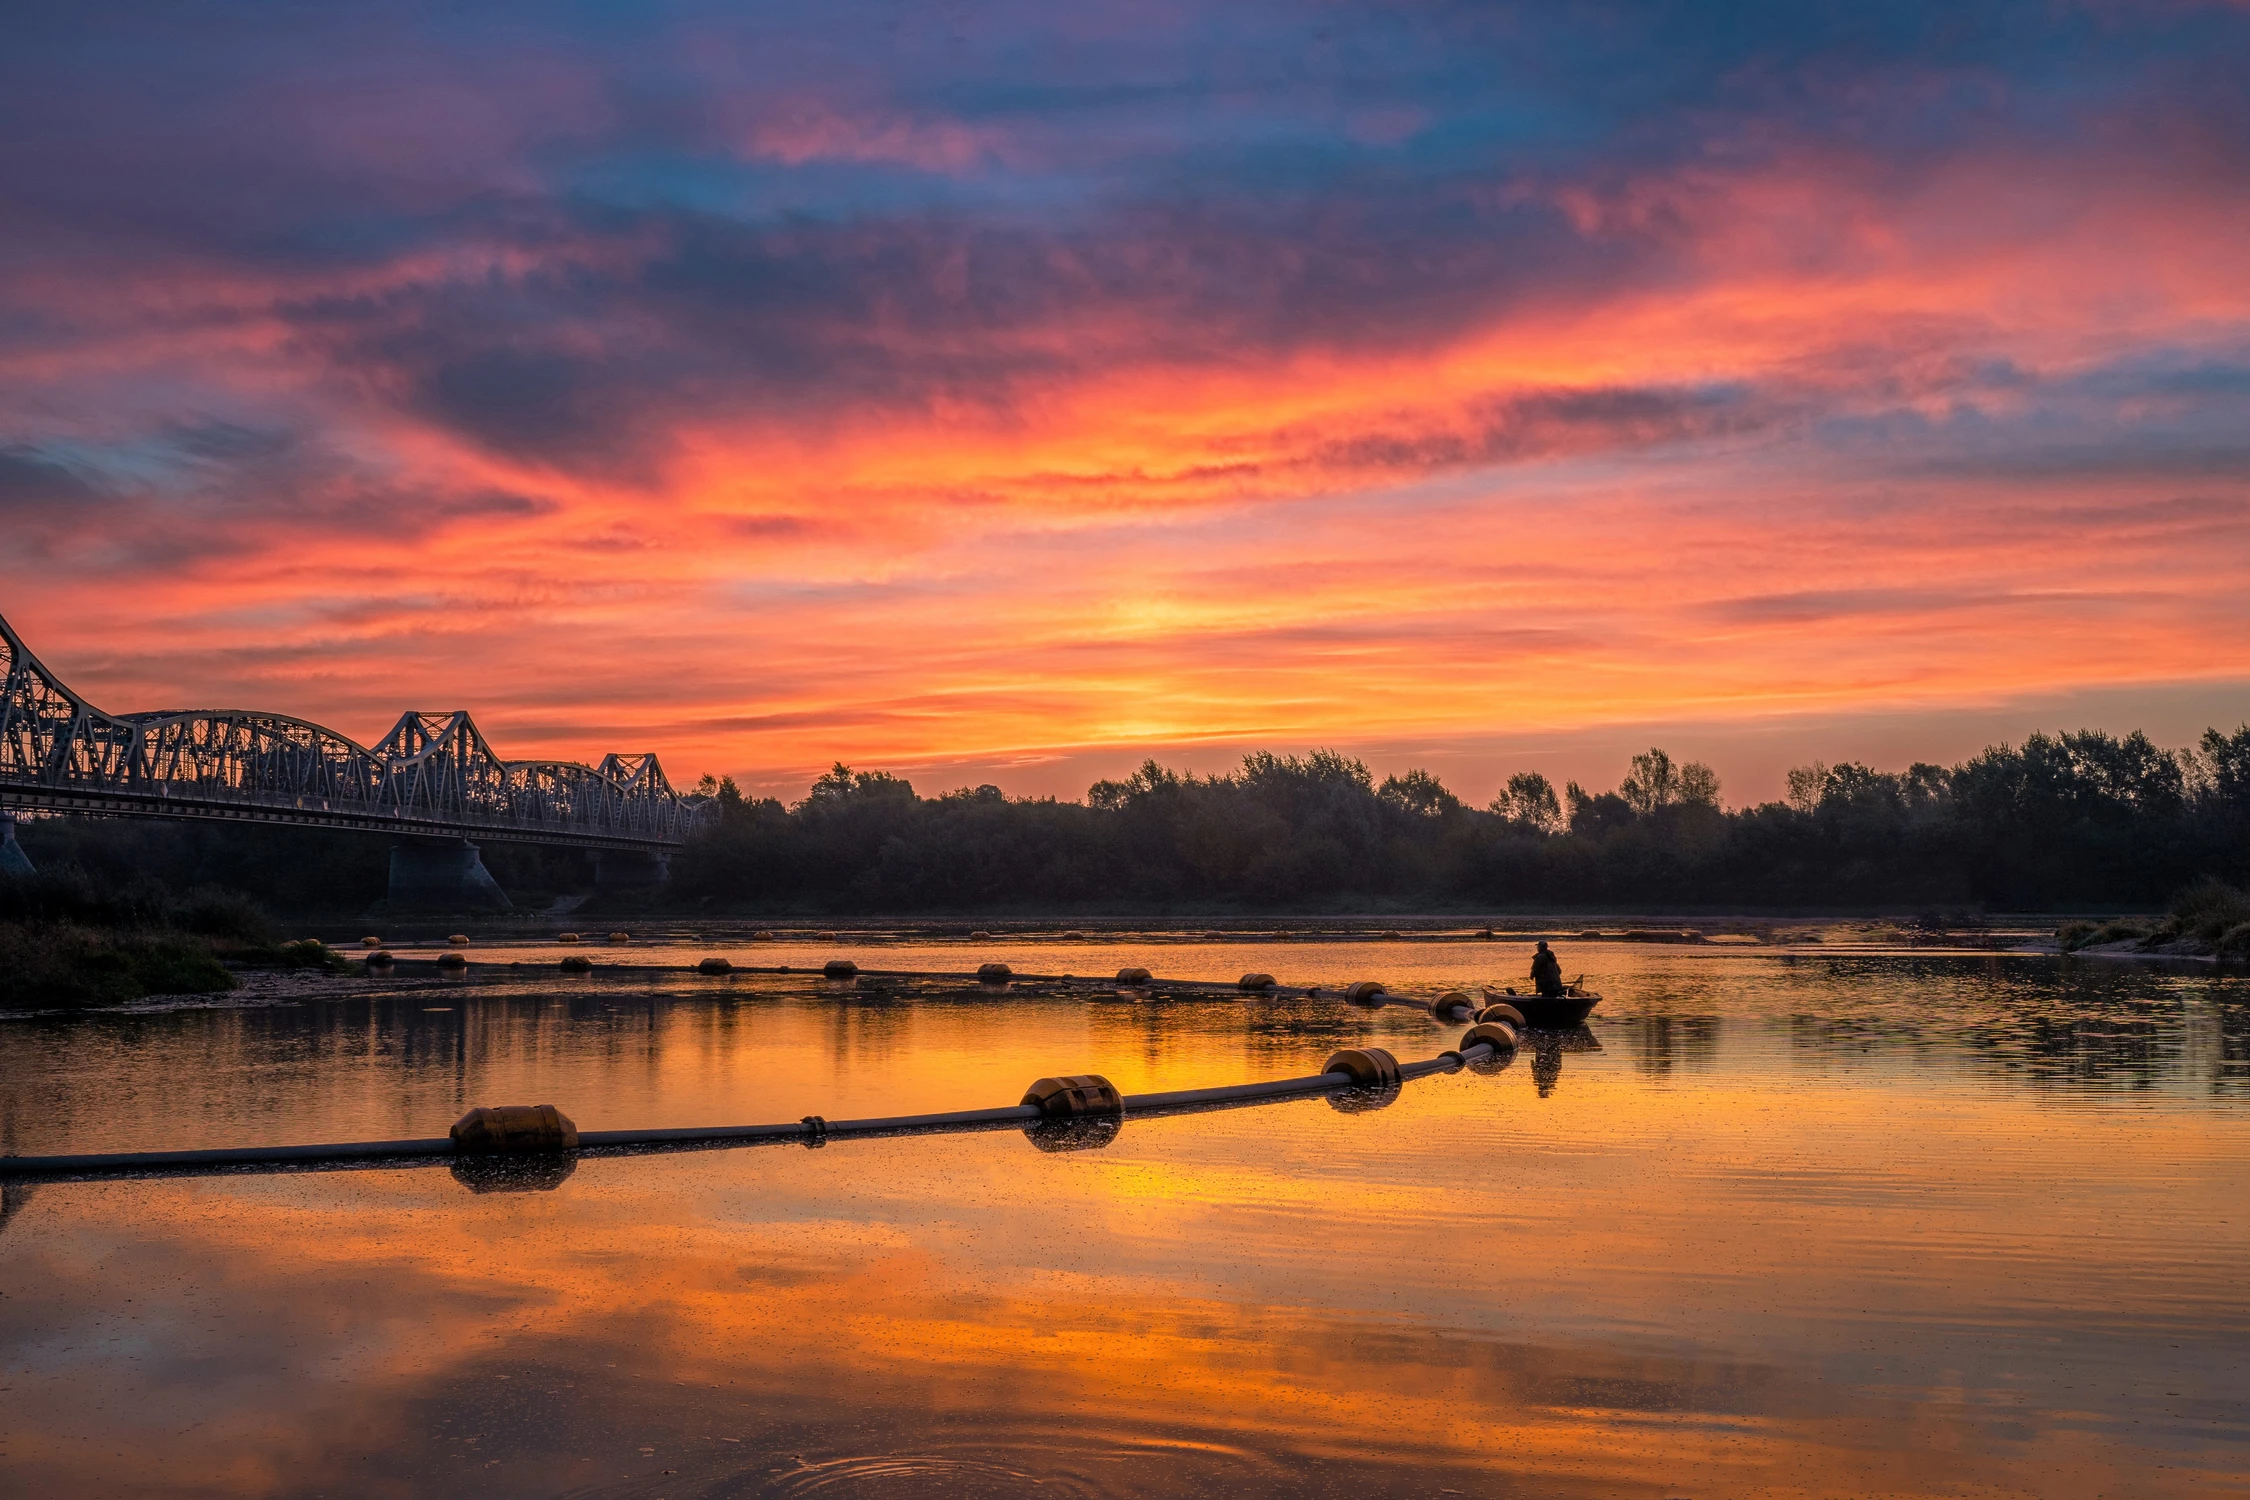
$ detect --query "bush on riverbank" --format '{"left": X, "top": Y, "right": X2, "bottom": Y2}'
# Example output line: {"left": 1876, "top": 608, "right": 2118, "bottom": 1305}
{"left": 2056, "top": 919, "right": 2153, "bottom": 952}
{"left": 0, "top": 920, "right": 239, "bottom": 1007}
{"left": 0, "top": 868, "right": 311, "bottom": 1007}
{"left": 2156, "top": 879, "right": 2250, "bottom": 958}
{"left": 2058, "top": 879, "right": 2250, "bottom": 958}
{"left": 232, "top": 938, "right": 350, "bottom": 971}
{"left": 2168, "top": 878, "right": 2250, "bottom": 940}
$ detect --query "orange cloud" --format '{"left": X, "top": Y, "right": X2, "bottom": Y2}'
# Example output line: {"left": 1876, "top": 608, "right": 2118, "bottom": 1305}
{"left": 4, "top": 115, "right": 2247, "bottom": 801}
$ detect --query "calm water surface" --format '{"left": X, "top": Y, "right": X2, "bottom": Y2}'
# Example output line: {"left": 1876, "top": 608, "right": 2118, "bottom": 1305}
{"left": 3, "top": 939, "right": 2246, "bottom": 1497}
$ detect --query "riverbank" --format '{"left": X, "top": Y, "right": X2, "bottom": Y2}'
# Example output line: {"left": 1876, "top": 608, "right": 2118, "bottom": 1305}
{"left": 0, "top": 919, "right": 351, "bottom": 1011}
{"left": 0, "top": 922, "right": 239, "bottom": 1008}
{"left": 2049, "top": 878, "right": 2250, "bottom": 963}
{"left": 9, "top": 901, "right": 2238, "bottom": 1015}
{"left": 0, "top": 868, "right": 363, "bottom": 1010}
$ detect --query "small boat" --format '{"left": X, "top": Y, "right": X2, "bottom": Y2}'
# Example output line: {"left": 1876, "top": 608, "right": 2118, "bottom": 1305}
{"left": 1484, "top": 982, "right": 1602, "bottom": 1028}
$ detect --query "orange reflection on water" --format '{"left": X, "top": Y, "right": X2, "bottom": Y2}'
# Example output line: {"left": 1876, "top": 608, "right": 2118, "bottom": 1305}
{"left": 2, "top": 951, "right": 2246, "bottom": 1496}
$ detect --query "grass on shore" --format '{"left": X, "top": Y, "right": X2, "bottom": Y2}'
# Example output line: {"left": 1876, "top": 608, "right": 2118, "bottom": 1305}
{"left": 0, "top": 921, "right": 239, "bottom": 1007}
{"left": 0, "top": 868, "right": 349, "bottom": 1009}
{"left": 2057, "top": 878, "right": 2250, "bottom": 958}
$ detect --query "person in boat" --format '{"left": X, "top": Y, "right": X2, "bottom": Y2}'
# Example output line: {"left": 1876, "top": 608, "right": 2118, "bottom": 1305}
{"left": 1529, "top": 940, "right": 1565, "bottom": 998}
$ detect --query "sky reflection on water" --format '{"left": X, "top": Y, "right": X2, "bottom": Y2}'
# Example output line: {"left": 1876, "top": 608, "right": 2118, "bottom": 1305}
{"left": 2, "top": 943, "right": 2245, "bottom": 1497}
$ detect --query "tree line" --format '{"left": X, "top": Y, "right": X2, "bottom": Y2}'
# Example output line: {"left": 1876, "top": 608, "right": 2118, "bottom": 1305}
{"left": 671, "top": 727, "right": 2250, "bottom": 913}
{"left": 13, "top": 725, "right": 2245, "bottom": 914}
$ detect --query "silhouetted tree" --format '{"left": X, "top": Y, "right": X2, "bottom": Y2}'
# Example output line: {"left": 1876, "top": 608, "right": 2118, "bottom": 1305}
{"left": 1378, "top": 769, "right": 1462, "bottom": 818}
{"left": 1490, "top": 770, "right": 1562, "bottom": 833}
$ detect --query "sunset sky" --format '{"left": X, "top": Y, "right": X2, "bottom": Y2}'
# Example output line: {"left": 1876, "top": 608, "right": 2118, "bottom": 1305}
{"left": 4, "top": 1, "right": 2246, "bottom": 804}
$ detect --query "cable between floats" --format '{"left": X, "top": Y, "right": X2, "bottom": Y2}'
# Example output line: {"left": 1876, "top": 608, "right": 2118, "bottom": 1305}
{"left": 0, "top": 1039, "right": 1512, "bottom": 1183}
{"left": 345, "top": 957, "right": 1450, "bottom": 1008}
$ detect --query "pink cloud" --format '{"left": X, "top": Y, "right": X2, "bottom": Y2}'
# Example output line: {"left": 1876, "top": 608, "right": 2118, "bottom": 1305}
{"left": 3, "top": 113, "right": 2247, "bottom": 799}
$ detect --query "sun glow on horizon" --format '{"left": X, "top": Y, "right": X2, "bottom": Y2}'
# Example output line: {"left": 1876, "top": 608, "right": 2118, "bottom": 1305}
{"left": 2, "top": 3, "right": 2246, "bottom": 802}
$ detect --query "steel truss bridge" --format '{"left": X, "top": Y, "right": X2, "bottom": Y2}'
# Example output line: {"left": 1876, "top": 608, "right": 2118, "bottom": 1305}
{"left": 0, "top": 611, "right": 708, "bottom": 853}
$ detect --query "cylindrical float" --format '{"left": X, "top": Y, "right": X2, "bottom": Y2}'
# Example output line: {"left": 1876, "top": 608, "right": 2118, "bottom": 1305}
{"left": 1461, "top": 1020, "right": 1519, "bottom": 1053}
{"left": 1323, "top": 1047, "right": 1402, "bottom": 1088}
{"left": 1021, "top": 1074, "right": 1124, "bottom": 1117}
{"left": 450, "top": 1104, "right": 578, "bottom": 1154}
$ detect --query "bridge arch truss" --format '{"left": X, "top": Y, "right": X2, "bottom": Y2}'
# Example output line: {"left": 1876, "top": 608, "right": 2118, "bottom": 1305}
{"left": 0, "top": 612, "right": 709, "bottom": 851}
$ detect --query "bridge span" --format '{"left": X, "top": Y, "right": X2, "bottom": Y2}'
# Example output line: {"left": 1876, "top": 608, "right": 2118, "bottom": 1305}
{"left": 0, "top": 610, "right": 711, "bottom": 907}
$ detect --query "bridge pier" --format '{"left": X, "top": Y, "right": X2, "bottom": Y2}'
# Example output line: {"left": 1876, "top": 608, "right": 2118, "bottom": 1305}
{"left": 388, "top": 838, "right": 511, "bottom": 911}
{"left": 592, "top": 848, "right": 671, "bottom": 890}
{"left": 0, "top": 814, "right": 32, "bottom": 877}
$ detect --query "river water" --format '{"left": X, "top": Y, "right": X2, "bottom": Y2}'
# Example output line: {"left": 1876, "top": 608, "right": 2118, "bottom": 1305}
{"left": 2, "top": 938, "right": 2245, "bottom": 1497}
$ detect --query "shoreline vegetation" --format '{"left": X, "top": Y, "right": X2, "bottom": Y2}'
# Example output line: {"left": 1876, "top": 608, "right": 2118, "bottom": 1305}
{"left": 0, "top": 869, "right": 345, "bottom": 1008}
{"left": 5, "top": 726, "right": 2248, "bottom": 1007}
{"left": 2054, "top": 878, "right": 2250, "bottom": 962}
{"left": 665, "top": 728, "right": 2250, "bottom": 916}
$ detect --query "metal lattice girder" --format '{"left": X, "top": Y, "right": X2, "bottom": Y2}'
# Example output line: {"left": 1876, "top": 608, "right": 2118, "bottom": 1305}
{"left": 0, "top": 611, "right": 709, "bottom": 851}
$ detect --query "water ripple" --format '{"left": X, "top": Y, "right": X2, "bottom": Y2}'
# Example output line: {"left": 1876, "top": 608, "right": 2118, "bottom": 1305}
{"left": 757, "top": 1452, "right": 1099, "bottom": 1498}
